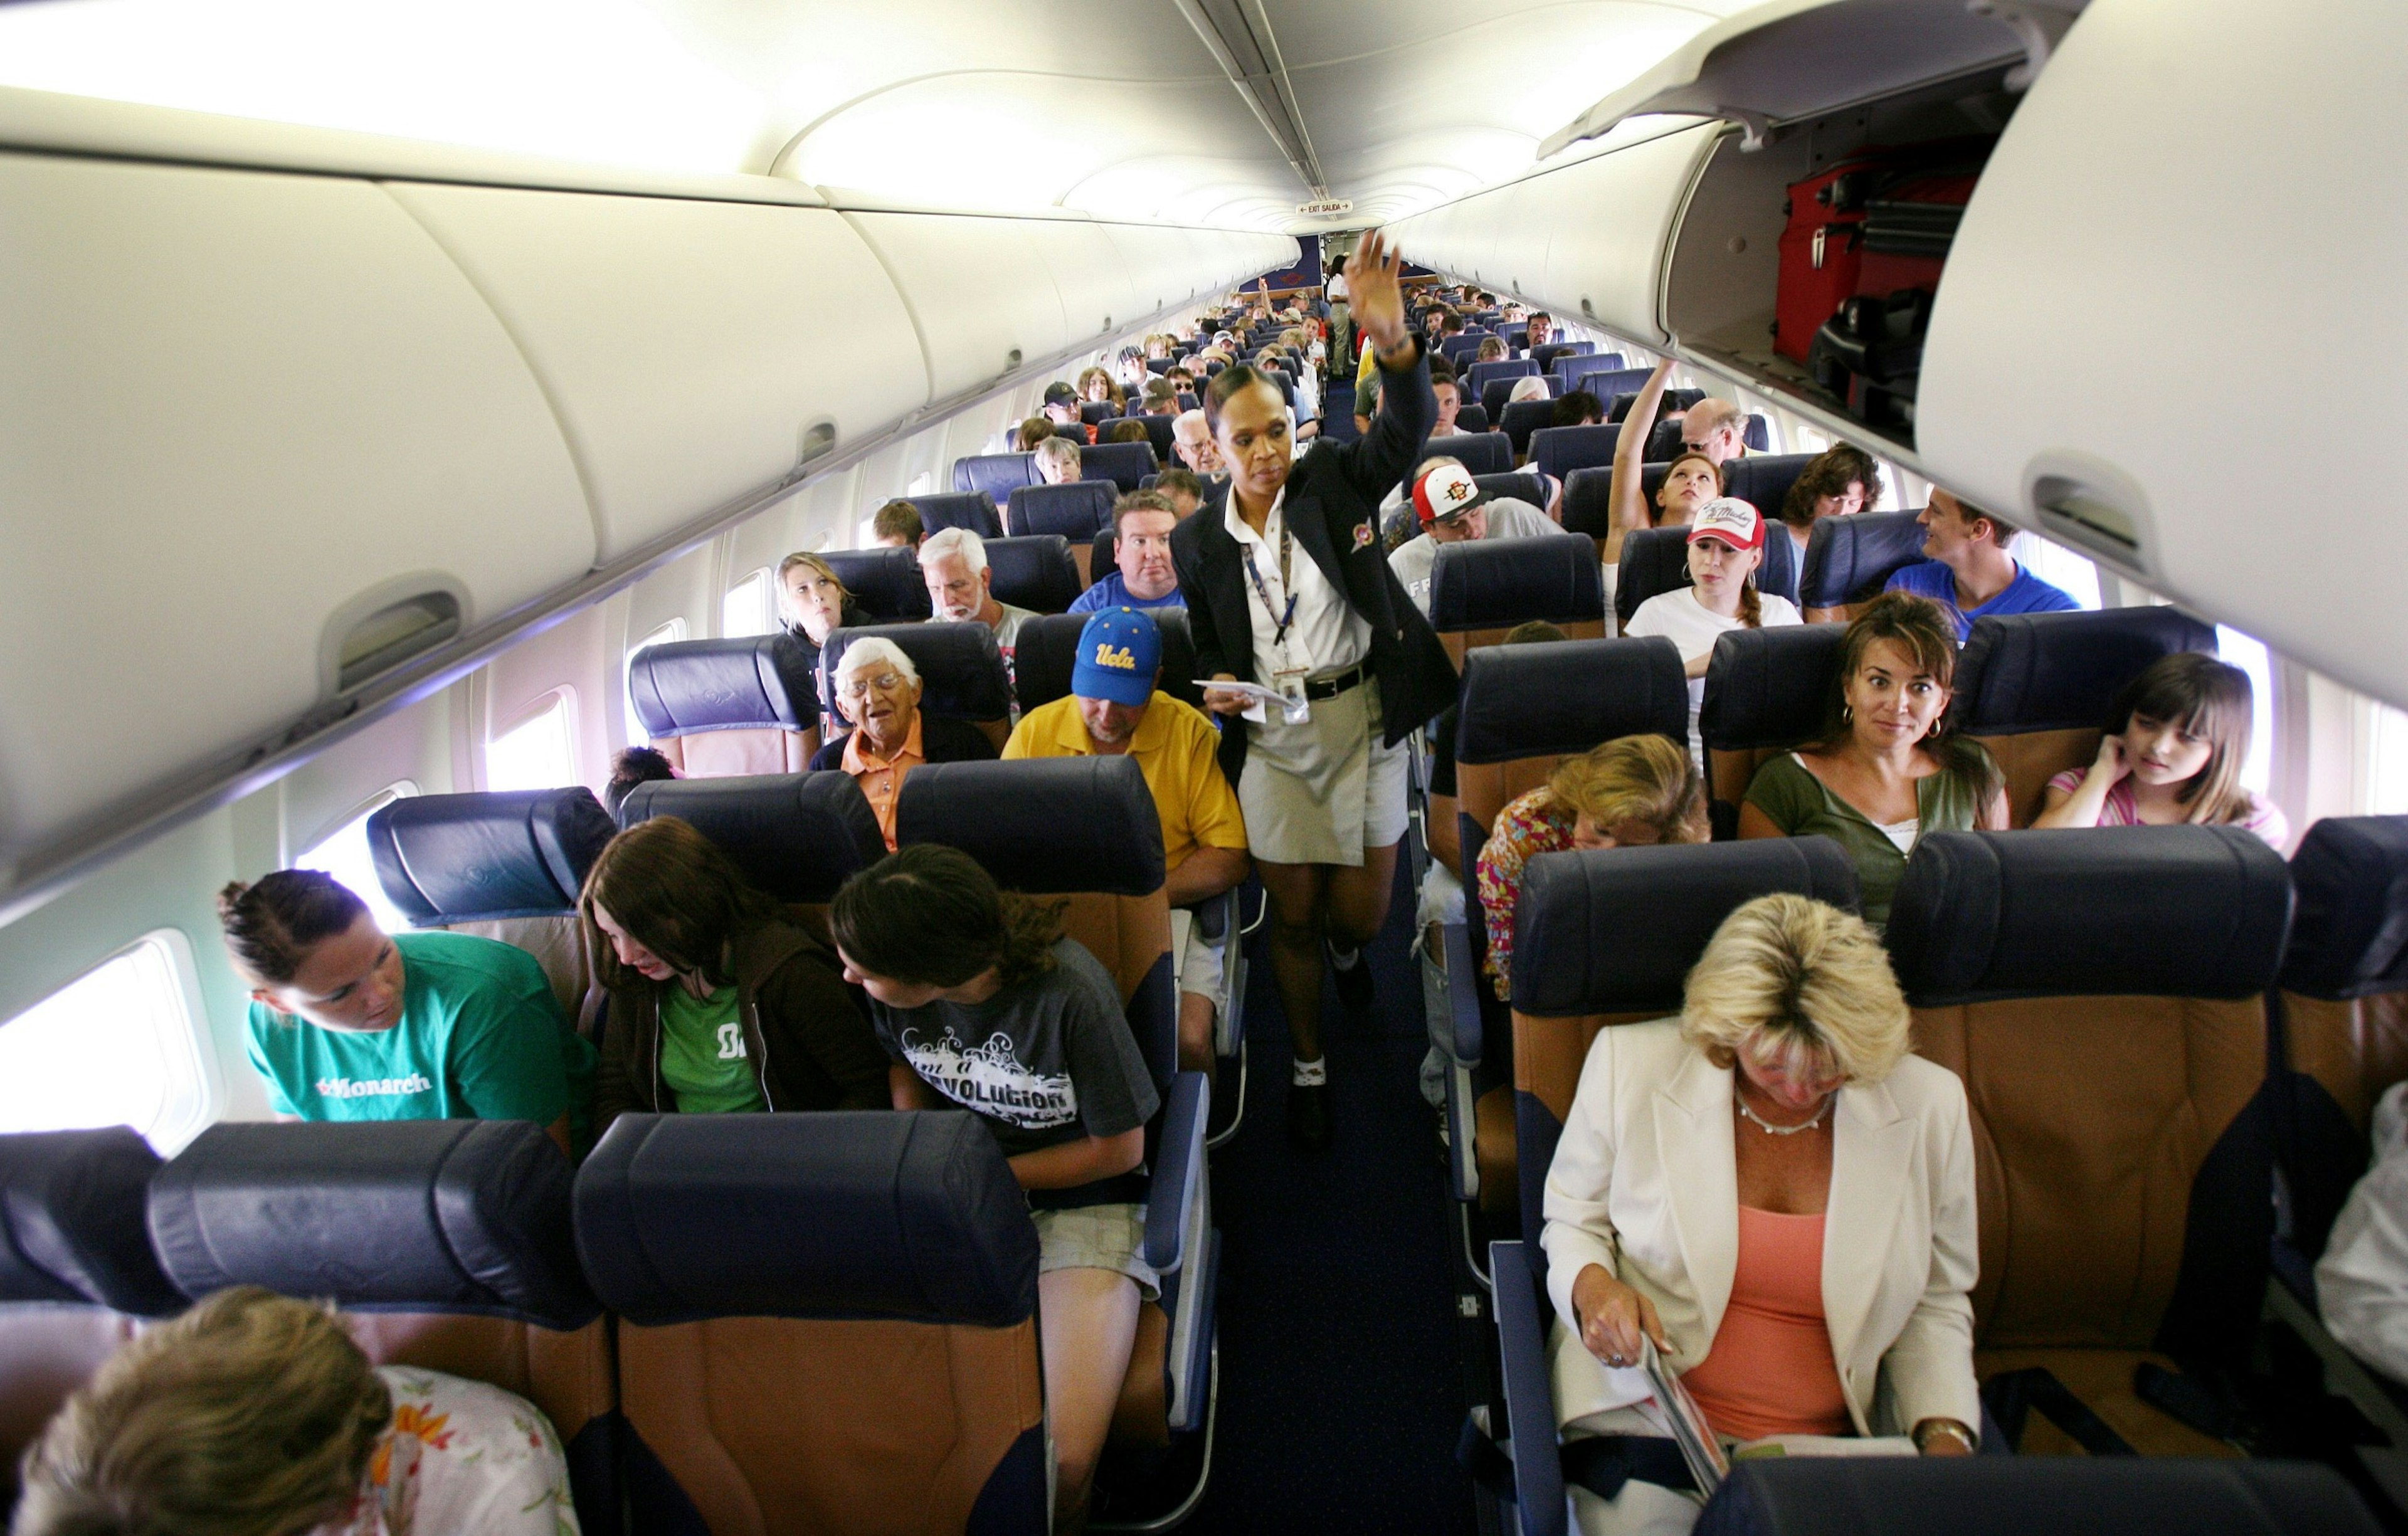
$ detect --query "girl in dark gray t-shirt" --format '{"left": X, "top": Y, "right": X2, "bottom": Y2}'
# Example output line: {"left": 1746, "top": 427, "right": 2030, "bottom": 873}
{"left": 831, "top": 844, "right": 1161, "bottom": 1531}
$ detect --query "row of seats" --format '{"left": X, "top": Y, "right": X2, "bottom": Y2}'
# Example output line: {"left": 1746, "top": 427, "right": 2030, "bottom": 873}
{"left": 955, "top": 437, "right": 1163, "bottom": 504}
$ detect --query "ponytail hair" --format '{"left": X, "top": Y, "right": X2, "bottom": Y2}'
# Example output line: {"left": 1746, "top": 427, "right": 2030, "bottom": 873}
{"left": 216, "top": 871, "right": 367, "bottom": 984}
{"left": 2109, "top": 653, "right": 2258, "bottom": 825}
{"left": 1738, "top": 575, "right": 1763, "bottom": 629}
{"left": 830, "top": 844, "right": 1064, "bottom": 991}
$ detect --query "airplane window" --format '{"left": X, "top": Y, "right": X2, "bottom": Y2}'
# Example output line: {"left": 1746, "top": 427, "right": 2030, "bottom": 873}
{"left": 487, "top": 692, "right": 578, "bottom": 792}
{"left": 721, "top": 569, "right": 774, "bottom": 638}
{"left": 2015, "top": 535, "right": 2102, "bottom": 611}
{"left": 624, "top": 618, "right": 686, "bottom": 745}
{"left": 2372, "top": 705, "right": 2408, "bottom": 816}
{"left": 0, "top": 932, "right": 214, "bottom": 1153}
{"left": 2214, "top": 627, "right": 2278, "bottom": 796}
{"left": 295, "top": 785, "right": 416, "bottom": 934}
{"left": 908, "top": 471, "right": 935, "bottom": 497}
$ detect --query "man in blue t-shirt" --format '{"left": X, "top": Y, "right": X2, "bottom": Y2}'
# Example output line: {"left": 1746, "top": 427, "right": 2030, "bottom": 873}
{"left": 1884, "top": 488, "right": 2079, "bottom": 639}
{"left": 1070, "top": 491, "right": 1186, "bottom": 614}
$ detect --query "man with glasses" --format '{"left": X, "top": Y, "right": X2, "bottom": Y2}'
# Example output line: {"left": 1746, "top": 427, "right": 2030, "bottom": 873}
{"left": 808, "top": 636, "right": 997, "bottom": 850}
{"left": 1072, "top": 492, "right": 1186, "bottom": 614}
{"left": 1677, "top": 396, "right": 1753, "bottom": 465}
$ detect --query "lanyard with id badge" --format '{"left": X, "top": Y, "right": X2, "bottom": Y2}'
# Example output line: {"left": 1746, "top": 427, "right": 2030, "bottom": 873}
{"left": 1238, "top": 517, "right": 1314, "bottom": 725}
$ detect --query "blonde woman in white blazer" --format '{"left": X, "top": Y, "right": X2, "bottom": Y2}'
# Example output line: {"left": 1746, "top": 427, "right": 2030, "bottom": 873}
{"left": 1539, "top": 894, "right": 1980, "bottom": 1535}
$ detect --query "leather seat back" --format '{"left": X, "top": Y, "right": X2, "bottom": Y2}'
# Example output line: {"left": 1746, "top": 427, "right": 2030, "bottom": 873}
{"left": 1948, "top": 608, "right": 2217, "bottom": 826}
{"left": 1886, "top": 827, "right": 2293, "bottom": 1366}
{"left": 628, "top": 635, "right": 821, "bottom": 777}
{"left": 1563, "top": 364, "right": 1651, "bottom": 402}
{"left": 1008, "top": 483, "right": 1116, "bottom": 581}
{"left": 2273, "top": 816, "right": 2408, "bottom": 1263}
{"left": 617, "top": 771, "right": 885, "bottom": 940}
{"left": 1529, "top": 423, "right": 1621, "bottom": 488}
{"left": 824, "top": 547, "right": 935, "bottom": 623}
{"left": 149, "top": 1120, "right": 616, "bottom": 1531}
{"left": 1079, "top": 442, "right": 1159, "bottom": 495}
{"left": 1538, "top": 343, "right": 1605, "bottom": 377}
{"left": 1499, "top": 399, "right": 1556, "bottom": 459}
{"left": 1, "top": 1128, "right": 183, "bottom": 1509}
{"left": 576, "top": 1112, "right": 1047, "bottom": 1536}
{"left": 1698, "top": 624, "right": 1849, "bottom": 836}
{"left": 983, "top": 535, "right": 1084, "bottom": 615}
{"left": 367, "top": 787, "right": 617, "bottom": 1034}
{"left": 1797, "top": 508, "right": 1929, "bottom": 623}
{"left": 1011, "top": 609, "right": 1203, "bottom": 716}
{"left": 954, "top": 452, "right": 1037, "bottom": 503}
{"left": 1465, "top": 358, "right": 1538, "bottom": 396}
{"left": 1428, "top": 536, "right": 1605, "bottom": 666}
{"left": 1509, "top": 839, "right": 1861, "bottom": 1256}
{"left": 1474, "top": 473, "right": 1547, "bottom": 511}
{"left": 911, "top": 490, "right": 1006, "bottom": 541}
{"left": 1423, "top": 431, "right": 1511, "bottom": 477}
{"left": 821, "top": 622, "right": 1014, "bottom": 752}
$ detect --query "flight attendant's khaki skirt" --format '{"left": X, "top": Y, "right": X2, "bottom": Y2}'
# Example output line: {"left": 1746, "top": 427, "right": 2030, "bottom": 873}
{"left": 1238, "top": 672, "right": 1409, "bottom": 866}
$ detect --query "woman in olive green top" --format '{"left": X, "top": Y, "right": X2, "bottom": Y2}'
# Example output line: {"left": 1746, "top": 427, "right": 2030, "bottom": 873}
{"left": 583, "top": 816, "right": 890, "bottom": 1133}
{"left": 1739, "top": 592, "right": 2008, "bottom": 929}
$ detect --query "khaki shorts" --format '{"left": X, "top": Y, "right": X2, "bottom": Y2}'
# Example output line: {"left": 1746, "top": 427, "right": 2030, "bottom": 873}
{"left": 1176, "top": 908, "right": 1225, "bottom": 1004}
{"left": 1032, "top": 1201, "right": 1160, "bottom": 1302}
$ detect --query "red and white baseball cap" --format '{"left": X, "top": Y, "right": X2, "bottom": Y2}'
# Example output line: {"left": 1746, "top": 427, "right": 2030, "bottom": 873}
{"left": 1687, "top": 497, "right": 1765, "bottom": 551}
{"left": 1412, "top": 461, "right": 1491, "bottom": 527}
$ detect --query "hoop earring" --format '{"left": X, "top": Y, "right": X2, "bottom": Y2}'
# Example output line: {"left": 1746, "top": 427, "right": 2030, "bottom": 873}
{"left": 1841, "top": 703, "right": 1854, "bottom": 724}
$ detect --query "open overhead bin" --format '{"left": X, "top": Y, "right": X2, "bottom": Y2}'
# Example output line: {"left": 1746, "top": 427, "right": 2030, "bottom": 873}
{"left": 1915, "top": 0, "right": 2408, "bottom": 709}
{"left": 388, "top": 184, "right": 929, "bottom": 564}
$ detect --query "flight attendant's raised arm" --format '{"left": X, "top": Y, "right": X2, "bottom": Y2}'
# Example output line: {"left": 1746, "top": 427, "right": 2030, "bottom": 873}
{"left": 1334, "top": 230, "right": 1435, "bottom": 508}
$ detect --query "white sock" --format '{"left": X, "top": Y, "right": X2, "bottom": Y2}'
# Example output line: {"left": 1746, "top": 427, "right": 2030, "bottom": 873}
{"left": 1328, "top": 944, "right": 1362, "bottom": 971}
{"left": 1292, "top": 1056, "right": 1328, "bottom": 1087}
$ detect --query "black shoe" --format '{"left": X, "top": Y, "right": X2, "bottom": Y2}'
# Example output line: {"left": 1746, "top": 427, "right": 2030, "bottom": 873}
{"left": 1287, "top": 1080, "right": 1331, "bottom": 1150}
{"left": 1329, "top": 944, "right": 1375, "bottom": 1024}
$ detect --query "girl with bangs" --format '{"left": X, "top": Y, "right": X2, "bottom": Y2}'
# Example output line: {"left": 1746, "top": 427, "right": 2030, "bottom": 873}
{"left": 2033, "top": 651, "right": 2288, "bottom": 846}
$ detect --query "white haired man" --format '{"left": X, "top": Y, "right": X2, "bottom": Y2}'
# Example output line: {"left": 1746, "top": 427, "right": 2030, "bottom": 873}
{"left": 808, "top": 635, "right": 998, "bottom": 850}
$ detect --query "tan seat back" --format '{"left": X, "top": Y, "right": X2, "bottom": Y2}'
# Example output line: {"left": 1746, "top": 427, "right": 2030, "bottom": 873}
{"left": 628, "top": 634, "right": 823, "bottom": 779}
{"left": 655, "top": 726, "right": 817, "bottom": 777}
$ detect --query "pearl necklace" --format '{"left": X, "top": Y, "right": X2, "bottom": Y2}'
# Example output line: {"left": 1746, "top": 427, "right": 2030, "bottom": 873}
{"left": 1736, "top": 1092, "right": 1832, "bottom": 1135}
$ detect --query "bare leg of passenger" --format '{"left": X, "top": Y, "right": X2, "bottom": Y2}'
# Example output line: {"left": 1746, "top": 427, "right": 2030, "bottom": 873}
{"left": 1041, "top": 1266, "right": 1143, "bottom": 1534}
{"left": 1177, "top": 989, "right": 1217, "bottom": 1085}
{"left": 1324, "top": 840, "right": 1402, "bottom": 955}
{"left": 1257, "top": 858, "right": 1332, "bottom": 1065}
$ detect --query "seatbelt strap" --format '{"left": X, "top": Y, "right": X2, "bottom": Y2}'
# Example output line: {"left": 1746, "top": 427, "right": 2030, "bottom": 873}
{"left": 1560, "top": 1436, "right": 1699, "bottom": 1499}
{"left": 1981, "top": 1367, "right": 2138, "bottom": 1456}
{"left": 2134, "top": 1360, "right": 2248, "bottom": 1445}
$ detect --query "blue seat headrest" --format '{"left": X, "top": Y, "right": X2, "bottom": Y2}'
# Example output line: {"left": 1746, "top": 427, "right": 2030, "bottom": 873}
{"left": 1699, "top": 624, "right": 1850, "bottom": 752}
{"left": 1500, "top": 399, "right": 1556, "bottom": 456}
{"left": 1532, "top": 426, "right": 1622, "bottom": 492}
{"left": 953, "top": 452, "right": 1036, "bottom": 501}
{"left": 1695, "top": 1456, "right": 2384, "bottom": 1536}
{"left": 574, "top": 1112, "right": 1037, "bottom": 1328}
{"left": 1723, "top": 454, "right": 1816, "bottom": 527}
{"left": 1887, "top": 827, "right": 2293, "bottom": 1004}
{"left": 1430, "top": 537, "right": 1603, "bottom": 631}
{"left": 1797, "top": 510, "right": 1930, "bottom": 608}
{"left": 2282, "top": 816, "right": 2408, "bottom": 999}
{"left": 983, "top": 535, "right": 1083, "bottom": 616}
{"left": 149, "top": 1121, "right": 598, "bottom": 1328}
{"left": 617, "top": 772, "right": 885, "bottom": 903}
{"left": 367, "top": 787, "right": 616, "bottom": 925}
{"left": 909, "top": 490, "right": 1005, "bottom": 540}
{"left": 1614, "top": 523, "right": 1800, "bottom": 625}
{"left": 1425, "top": 432, "right": 1511, "bottom": 477}
{"left": 1008, "top": 480, "right": 1116, "bottom": 542}
{"left": 629, "top": 634, "right": 818, "bottom": 738}
{"left": 1566, "top": 365, "right": 1652, "bottom": 402}
{"left": 0, "top": 1128, "right": 181, "bottom": 1315}
{"left": 1951, "top": 606, "right": 2217, "bottom": 735}
{"left": 1608, "top": 387, "right": 1704, "bottom": 423}
{"left": 1513, "top": 839, "right": 1861, "bottom": 1016}
{"left": 1558, "top": 465, "right": 1617, "bottom": 539}
{"left": 1079, "top": 442, "right": 1159, "bottom": 495}
{"left": 1474, "top": 472, "right": 1546, "bottom": 510}
{"left": 1456, "top": 637, "right": 1688, "bottom": 764}
{"left": 898, "top": 757, "right": 1164, "bottom": 895}
{"left": 820, "top": 623, "right": 1012, "bottom": 725}
{"left": 822, "top": 547, "right": 934, "bottom": 624}
{"left": 1011, "top": 609, "right": 1201, "bottom": 716}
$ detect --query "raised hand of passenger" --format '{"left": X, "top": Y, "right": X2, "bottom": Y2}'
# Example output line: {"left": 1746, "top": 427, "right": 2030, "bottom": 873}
{"left": 1571, "top": 1263, "right": 1665, "bottom": 1369}
{"left": 1344, "top": 231, "right": 1410, "bottom": 359}
{"left": 2088, "top": 733, "right": 2131, "bottom": 785}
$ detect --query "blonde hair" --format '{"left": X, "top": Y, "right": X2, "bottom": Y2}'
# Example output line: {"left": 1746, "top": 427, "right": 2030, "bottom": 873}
{"left": 1032, "top": 436, "right": 1082, "bottom": 480}
{"left": 1679, "top": 894, "right": 1910, "bottom": 1085}
{"left": 14, "top": 1286, "right": 390, "bottom": 1536}
{"left": 1545, "top": 735, "right": 1707, "bottom": 846}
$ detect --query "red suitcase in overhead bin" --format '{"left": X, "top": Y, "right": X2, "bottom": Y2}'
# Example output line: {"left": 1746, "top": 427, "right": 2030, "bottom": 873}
{"left": 1773, "top": 143, "right": 1989, "bottom": 365}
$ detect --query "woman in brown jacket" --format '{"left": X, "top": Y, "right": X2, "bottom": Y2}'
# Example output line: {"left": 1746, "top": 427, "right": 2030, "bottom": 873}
{"left": 582, "top": 816, "right": 889, "bottom": 1134}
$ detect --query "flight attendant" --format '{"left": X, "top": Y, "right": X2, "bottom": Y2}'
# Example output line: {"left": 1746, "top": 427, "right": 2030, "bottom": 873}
{"left": 1173, "top": 229, "right": 1456, "bottom": 1150}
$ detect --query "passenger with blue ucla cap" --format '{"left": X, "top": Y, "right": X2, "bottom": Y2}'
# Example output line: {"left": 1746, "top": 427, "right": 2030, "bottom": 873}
{"left": 1006, "top": 609, "right": 1250, "bottom": 1080}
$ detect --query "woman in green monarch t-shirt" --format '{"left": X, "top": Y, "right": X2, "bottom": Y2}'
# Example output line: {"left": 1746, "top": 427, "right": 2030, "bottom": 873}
{"left": 583, "top": 816, "right": 890, "bottom": 1136}
{"left": 1738, "top": 592, "right": 2009, "bottom": 930}
{"left": 222, "top": 872, "right": 593, "bottom": 1157}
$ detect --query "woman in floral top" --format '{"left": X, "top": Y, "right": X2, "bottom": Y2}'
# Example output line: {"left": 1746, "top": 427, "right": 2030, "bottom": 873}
{"left": 1475, "top": 734, "right": 1707, "bottom": 1001}
{"left": 14, "top": 1285, "right": 579, "bottom": 1536}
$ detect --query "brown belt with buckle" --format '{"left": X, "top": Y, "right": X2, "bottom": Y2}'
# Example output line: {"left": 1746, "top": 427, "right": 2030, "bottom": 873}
{"left": 1304, "top": 664, "right": 1369, "bottom": 701}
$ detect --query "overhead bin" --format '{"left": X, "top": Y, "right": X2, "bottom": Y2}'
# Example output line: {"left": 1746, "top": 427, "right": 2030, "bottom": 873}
{"left": 1028, "top": 219, "right": 1142, "bottom": 344}
{"left": 0, "top": 151, "right": 591, "bottom": 875}
{"left": 1388, "top": 122, "right": 1719, "bottom": 346}
{"left": 845, "top": 211, "right": 1070, "bottom": 403}
{"left": 386, "top": 183, "right": 928, "bottom": 564}
{"left": 1915, "top": 0, "right": 2408, "bottom": 709}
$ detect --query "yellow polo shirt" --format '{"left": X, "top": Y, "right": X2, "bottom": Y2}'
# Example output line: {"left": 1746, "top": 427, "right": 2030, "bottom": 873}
{"left": 1003, "top": 692, "right": 1247, "bottom": 868}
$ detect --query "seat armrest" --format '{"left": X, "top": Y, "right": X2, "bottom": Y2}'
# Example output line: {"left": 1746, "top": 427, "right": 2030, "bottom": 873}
{"left": 1447, "top": 1056, "right": 1481, "bottom": 1206}
{"left": 1188, "top": 891, "right": 1230, "bottom": 943}
{"left": 1494, "top": 1239, "right": 1568, "bottom": 1536}
{"left": 1444, "top": 921, "right": 1485, "bottom": 1065}
{"left": 1146, "top": 1071, "right": 1210, "bottom": 1274}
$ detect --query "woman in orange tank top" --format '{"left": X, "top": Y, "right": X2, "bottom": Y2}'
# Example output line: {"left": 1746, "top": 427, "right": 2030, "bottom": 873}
{"left": 1538, "top": 893, "right": 1982, "bottom": 1535}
